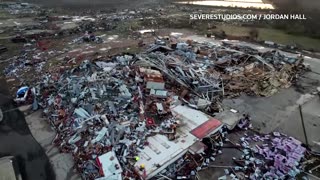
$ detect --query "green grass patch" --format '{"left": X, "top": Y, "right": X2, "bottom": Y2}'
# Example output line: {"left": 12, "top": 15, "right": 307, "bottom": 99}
{"left": 114, "top": 20, "right": 142, "bottom": 37}
{"left": 0, "top": 10, "right": 13, "bottom": 19}
{"left": 216, "top": 24, "right": 320, "bottom": 51}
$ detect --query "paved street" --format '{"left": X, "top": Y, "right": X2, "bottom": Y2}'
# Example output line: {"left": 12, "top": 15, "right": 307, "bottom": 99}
{"left": 201, "top": 38, "right": 320, "bottom": 150}
{"left": 0, "top": 78, "right": 55, "bottom": 180}
{"left": 184, "top": 36, "right": 320, "bottom": 149}
{"left": 25, "top": 110, "right": 80, "bottom": 180}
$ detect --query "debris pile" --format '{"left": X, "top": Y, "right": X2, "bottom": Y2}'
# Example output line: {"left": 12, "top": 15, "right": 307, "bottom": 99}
{"left": 3, "top": 2, "right": 41, "bottom": 15}
{"left": 138, "top": 39, "right": 304, "bottom": 102}
{"left": 37, "top": 55, "right": 191, "bottom": 179}
{"left": 0, "top": 0, "right": 314, "bottom": 178}
{"left": 253, "top": 134, "right": 306, "bottom": 178}
{"left": 229, "top": 132, "right": 307, "bottom": 179}
{"left": 71, "top": 31, "right": 103, "bottom": 44}
{"left": 7, "top": 37, "right": 305, "bottom": 177}
{"left": 3, "top": 31, "right": 307, "bottom": 179}
{"left": 151, "top": 126, "right": 230, "bottom": 180}
{"left": 4, "top": 46, "right": 66, "bottom": 81}
{"left": 167, "top": 125, "right": 307, "bottom": 180}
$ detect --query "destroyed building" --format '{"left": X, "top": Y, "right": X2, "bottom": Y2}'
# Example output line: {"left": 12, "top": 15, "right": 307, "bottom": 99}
{"left": 17, "top": 36, "right": 304, "bottom": 180}
{"left": 34, "top": 52, "right": 225, "bottom": 179}
{"left": 0, "top": 4, "right": 309, "bottom": 176}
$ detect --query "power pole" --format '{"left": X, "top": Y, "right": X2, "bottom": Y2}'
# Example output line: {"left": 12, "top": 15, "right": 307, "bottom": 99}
{"left": 299, "top": 105, "right": 309, "bottom": 147}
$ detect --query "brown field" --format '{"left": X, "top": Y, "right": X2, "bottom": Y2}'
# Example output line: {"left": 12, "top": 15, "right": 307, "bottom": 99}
{"left": 11, "top": 0, "right": 171, "bottom": 10}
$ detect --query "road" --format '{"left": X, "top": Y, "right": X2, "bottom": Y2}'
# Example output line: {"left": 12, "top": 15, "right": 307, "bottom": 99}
{"left": 226, "top": 40, "right": 320, "bottom": 151}
{"left": 0, "top": 78, "right": 55, "bottom": 180}
{"left": 182, "top": 36, "right": 320, "bottom": 180}
{"left": 25, "top": 110, "right": 80, "bottom": 180}
{"left": 184, "top": 36, "right": 320, "bottom": 150}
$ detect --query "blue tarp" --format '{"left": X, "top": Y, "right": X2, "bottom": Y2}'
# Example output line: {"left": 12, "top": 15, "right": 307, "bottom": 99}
{"left": 16, "top": 86, "right": 29, "bottom": 96}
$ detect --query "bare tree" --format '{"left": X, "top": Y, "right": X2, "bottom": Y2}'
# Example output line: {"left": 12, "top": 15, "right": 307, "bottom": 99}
{"left": 249, "top": 28, "right": 259, "bottom": 40}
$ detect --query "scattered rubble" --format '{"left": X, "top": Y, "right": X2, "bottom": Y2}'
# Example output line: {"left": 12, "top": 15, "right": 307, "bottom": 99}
{"left": 204, "top": 129, "right": 307, "bottom": 180}
{"left": 139, "top": 38, "right": 305, "bottom": 101}
{"left": 2, "top": 2, "right": 41, "bottom": 15}
{"left": 3, "top": 43, "right": 66, "bottom": 82}
{"left": 32, "top": 53, "right": 224, "bottom": 179}
{"left": 26, "top": 37, "right": 306, "bottom": 179}
{"left": 2, "top": 30, "right": 307, "bottom": 179}
{"left": 0, "top": 45, "right": 8, "bottom": 54}
{"left": 0, "top": 2, "right": 314, "bottom": 180}
{"left": 71, "top": 31, "right": 103, "bottom": 44}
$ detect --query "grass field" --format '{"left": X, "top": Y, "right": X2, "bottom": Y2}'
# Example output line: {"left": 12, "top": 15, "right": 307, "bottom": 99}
{"left": 216, "top": 24, "right": 320, "bottom": 51}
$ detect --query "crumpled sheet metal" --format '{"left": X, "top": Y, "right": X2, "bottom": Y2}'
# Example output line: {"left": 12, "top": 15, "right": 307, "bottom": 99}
{"left": 37, "top": 58, "right": 145, "bottom": 179}
{"left": 137, "top": 40, "right": 304, "bottom": 99}
{"left": 37, "top": 56, "right": 183, "bottom": 179}
{"left": 9, "top": 36, "right": 306, "bottom": 179}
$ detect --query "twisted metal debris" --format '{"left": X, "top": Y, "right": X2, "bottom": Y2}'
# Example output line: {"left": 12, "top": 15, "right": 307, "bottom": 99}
{"left": 11, "top": 38, "right": 306, "bottom": 179}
